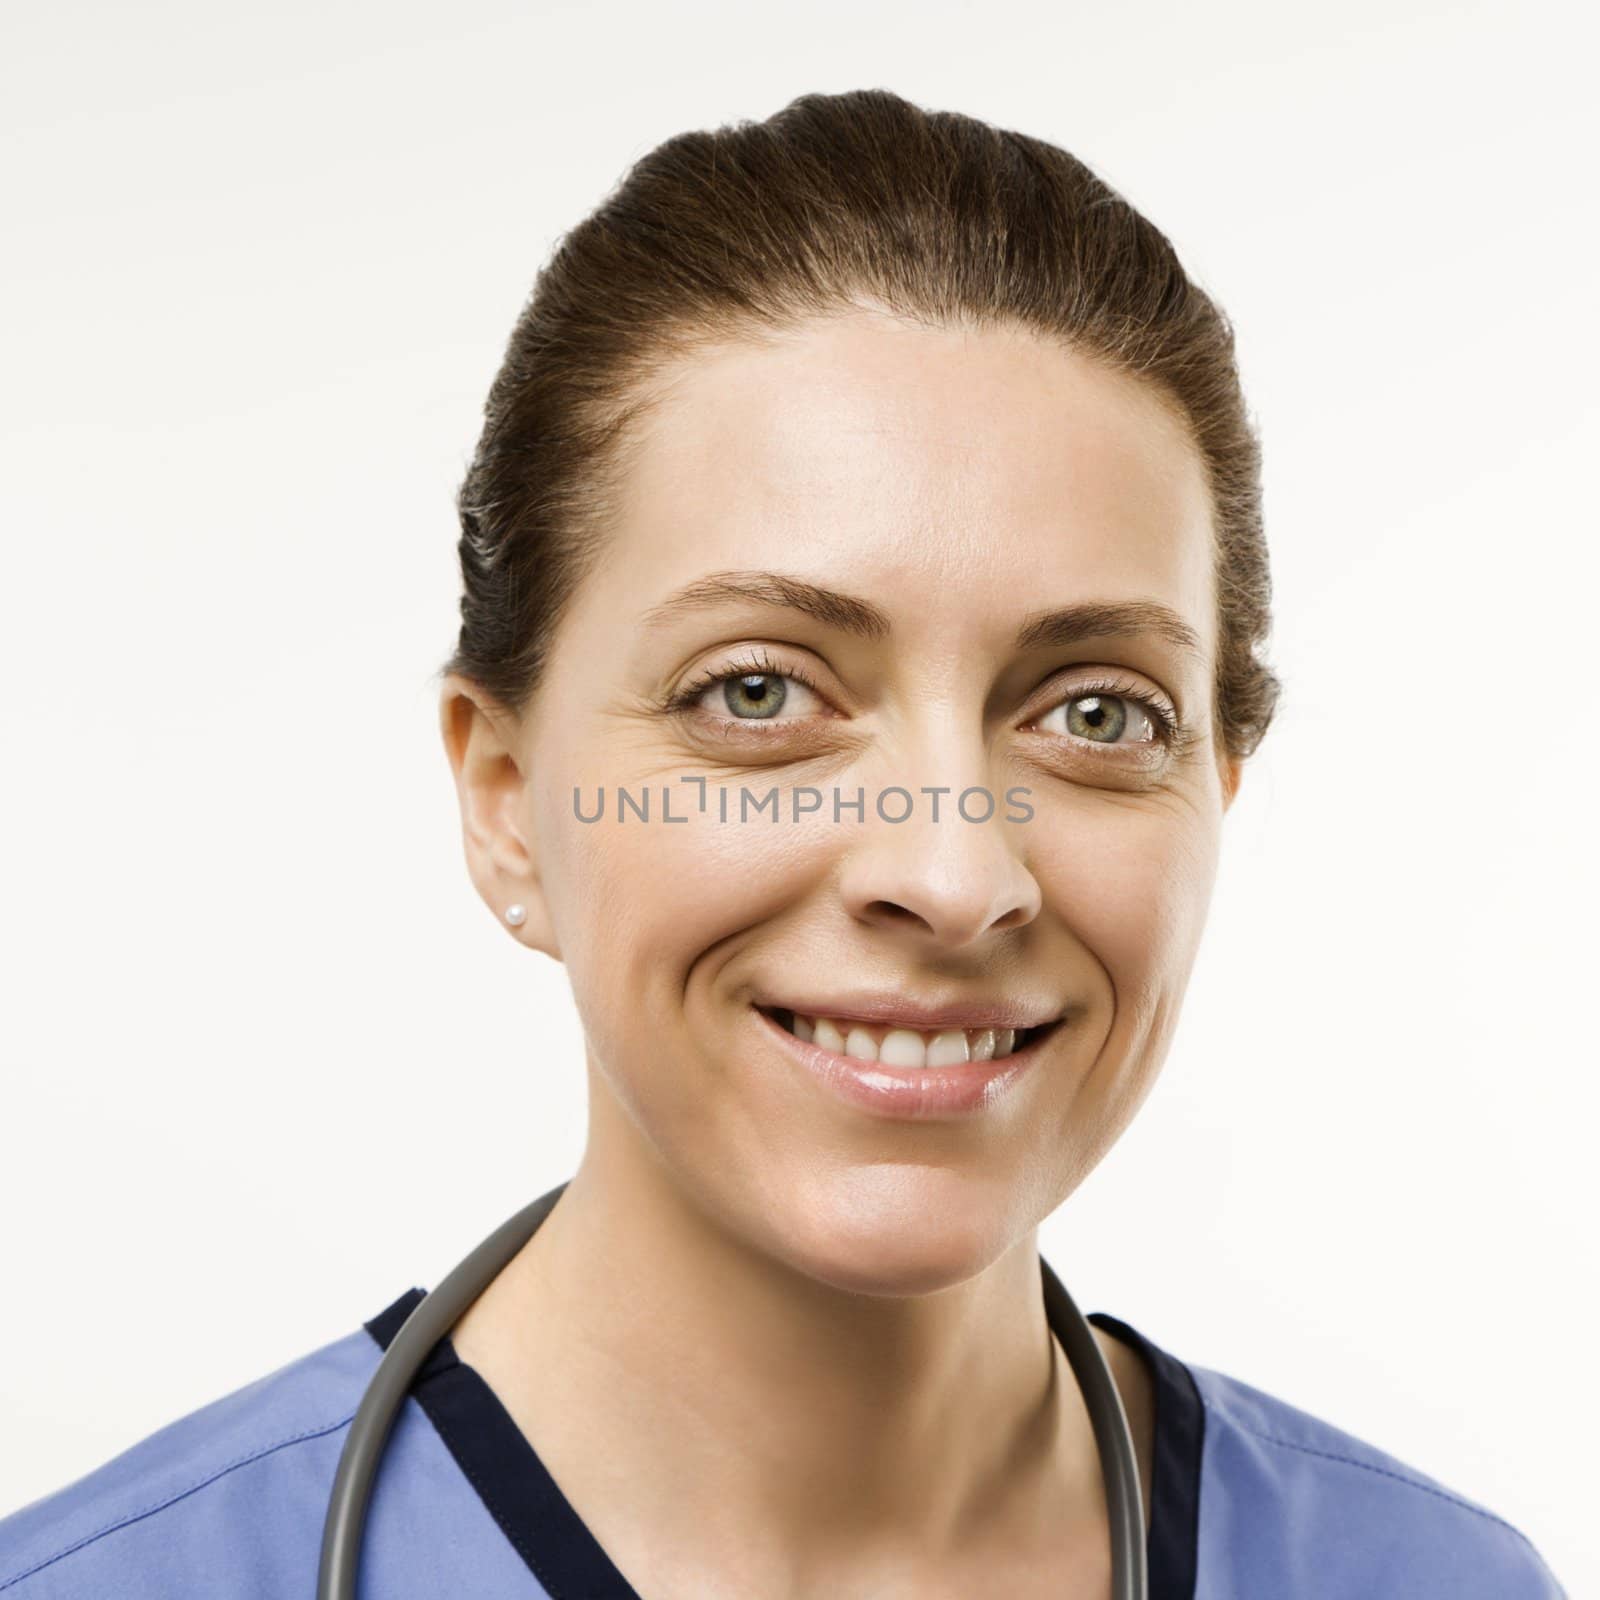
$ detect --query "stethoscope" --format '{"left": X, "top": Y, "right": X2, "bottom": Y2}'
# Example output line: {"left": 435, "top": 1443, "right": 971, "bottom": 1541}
{"left": 316, "top": 1179, "right": 1148, "bottom": 1599}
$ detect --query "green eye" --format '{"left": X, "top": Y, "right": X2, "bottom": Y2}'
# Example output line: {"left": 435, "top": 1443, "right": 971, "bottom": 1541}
{"left": 722, "top": 673, "right": 788, "bottom": 719}
{"left": 664, "top": 650, "right": 831, "bottom": 727}
{"left": 1067, "top": 694, "right": 1127, "bottom": 743}
{"left": 1037, "top": 688, "right": 1164, "bottom": 747}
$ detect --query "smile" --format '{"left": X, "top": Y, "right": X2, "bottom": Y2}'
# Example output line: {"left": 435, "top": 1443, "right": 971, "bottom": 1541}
{"left": 758, "top": 1006, "right": 1052, "bottom": 1069}
{"left": 751, "top": 1004, "right": 1064, "bottom": 1121}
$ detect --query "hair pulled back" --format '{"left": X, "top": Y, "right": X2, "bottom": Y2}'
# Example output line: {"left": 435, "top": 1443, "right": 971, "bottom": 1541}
{"left": 443, "top": 88, "right": 1279, "bottom": 761}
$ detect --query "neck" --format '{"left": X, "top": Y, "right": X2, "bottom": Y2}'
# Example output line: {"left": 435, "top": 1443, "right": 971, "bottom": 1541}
{"left": 449, "top": 1085, "right": 1137, "bottom": 1592}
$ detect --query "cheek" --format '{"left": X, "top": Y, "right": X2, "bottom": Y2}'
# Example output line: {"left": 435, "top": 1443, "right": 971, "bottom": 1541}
{"left": 1024, "top": 795, "right": 1222, "bottom": 1191}
{"left": 536, "top": 785, "right": 835, "bottom": 1049}
{"left": 1035, "top": 796, "right": 1221, "bottom": 1028}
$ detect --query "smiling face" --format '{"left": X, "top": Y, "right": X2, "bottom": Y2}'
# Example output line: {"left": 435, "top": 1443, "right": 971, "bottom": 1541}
{"left": 445, "top": 303, "right": 1239, "bottom": 1296}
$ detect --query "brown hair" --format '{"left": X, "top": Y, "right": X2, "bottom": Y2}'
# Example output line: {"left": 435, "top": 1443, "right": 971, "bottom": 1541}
{"left": 442, "top": 88, "right": 1280, "bottom": 761}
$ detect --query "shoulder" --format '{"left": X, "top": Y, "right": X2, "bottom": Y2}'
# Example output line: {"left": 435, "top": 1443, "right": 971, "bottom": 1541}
{"left": 0, "top": 1306, "right": 394, "bottom": 1598}
{"left": 1186, "top": 1354, "right": 1567, "bottom": 1598}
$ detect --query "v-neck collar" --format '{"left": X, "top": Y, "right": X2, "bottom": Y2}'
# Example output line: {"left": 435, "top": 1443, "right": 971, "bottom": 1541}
{"left": 364, "top": 1272, "right": 1203, "bottom": 1599}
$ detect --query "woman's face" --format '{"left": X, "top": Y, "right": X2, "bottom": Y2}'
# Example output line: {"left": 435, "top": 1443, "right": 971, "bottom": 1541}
{"left": 449, "top": 305, "right": 1239, "bottom": 1294}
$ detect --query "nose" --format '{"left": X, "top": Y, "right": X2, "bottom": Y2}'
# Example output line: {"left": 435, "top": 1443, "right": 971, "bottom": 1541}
{"left": 834, "top": 780, "right": 1042, "bottom": 952}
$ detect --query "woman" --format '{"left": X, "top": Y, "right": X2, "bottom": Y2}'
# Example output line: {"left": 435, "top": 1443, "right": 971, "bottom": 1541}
{"left": 0, "top": 89, "right": 1566, "bottom": 1599}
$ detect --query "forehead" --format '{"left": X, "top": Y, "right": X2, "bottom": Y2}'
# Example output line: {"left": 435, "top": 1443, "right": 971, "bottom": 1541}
{"left": 592, "top": 308, "right": 1216, "bottom": 656}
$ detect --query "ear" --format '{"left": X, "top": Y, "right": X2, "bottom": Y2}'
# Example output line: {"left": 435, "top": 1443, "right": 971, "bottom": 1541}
{"left": 1219, "top": 750, "right": 1244, "bottom": 812}
{"left": 438, "top": 673, "right": 561, "bottom": 960}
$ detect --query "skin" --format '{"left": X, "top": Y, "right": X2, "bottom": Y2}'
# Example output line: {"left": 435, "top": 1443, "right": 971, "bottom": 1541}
{"left": 439, "top": 302, "right": 1242, "bottom": 1599}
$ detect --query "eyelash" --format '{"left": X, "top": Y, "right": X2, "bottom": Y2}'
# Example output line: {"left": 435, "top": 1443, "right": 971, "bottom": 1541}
{"left": 661, "top": 649, "right": 823, "bottom": 723}
{"left": 1037, "top": 671, "right": 1182, "bottom": 746}
{"left": 662, "top": 650, "right": 1183, "bottom": 748}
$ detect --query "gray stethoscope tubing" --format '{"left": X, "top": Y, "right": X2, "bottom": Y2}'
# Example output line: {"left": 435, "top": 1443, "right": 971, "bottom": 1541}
{"left": 316, "top": 1180, "right": 1148, "bottom": 1600}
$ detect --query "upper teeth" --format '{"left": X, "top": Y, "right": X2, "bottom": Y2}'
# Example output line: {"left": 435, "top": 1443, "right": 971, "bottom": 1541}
{"left": 780, "top": 1012, "right": 1033, "bottom": 1068}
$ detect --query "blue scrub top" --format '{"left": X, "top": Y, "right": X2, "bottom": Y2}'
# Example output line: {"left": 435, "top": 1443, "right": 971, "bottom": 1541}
{"left": 0, "top": 1278, "right": 1568, "bottom": 1597}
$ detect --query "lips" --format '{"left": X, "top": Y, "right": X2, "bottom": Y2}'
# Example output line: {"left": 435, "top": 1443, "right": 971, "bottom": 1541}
{"left": 751, "top": 1003, "right": 1061, "bottom": 1120}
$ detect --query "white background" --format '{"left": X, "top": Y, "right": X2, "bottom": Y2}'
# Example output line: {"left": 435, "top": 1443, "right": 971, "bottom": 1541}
{"left": 2, "top": 0, "right": 1594, "bottom": 1590}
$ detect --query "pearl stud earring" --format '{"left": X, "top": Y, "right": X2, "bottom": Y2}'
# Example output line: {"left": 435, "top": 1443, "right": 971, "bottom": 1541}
{"left": 504, "top": 903, "right": 527, "bottom": 927}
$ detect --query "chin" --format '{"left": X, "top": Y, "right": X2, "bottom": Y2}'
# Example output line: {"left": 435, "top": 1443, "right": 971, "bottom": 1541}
{"left": 763, "top": 1164, "right": 1022, "bottom": 1299}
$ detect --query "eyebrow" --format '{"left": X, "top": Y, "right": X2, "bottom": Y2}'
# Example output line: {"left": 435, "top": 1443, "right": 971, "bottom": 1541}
{"left": 641, "top": 570, "right": 1204, "bottom": 661}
